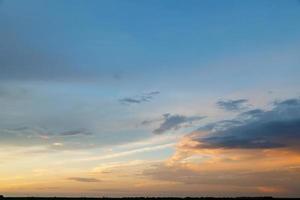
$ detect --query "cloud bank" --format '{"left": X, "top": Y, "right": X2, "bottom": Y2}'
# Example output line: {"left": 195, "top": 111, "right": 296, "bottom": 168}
{"left": 193, "top": 98, "right": 300, "bottom": 151}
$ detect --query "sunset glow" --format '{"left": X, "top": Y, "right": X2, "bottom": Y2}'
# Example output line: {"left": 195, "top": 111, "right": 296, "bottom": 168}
{"left": 0, "top": 0, "right": 300, "bottom": 197}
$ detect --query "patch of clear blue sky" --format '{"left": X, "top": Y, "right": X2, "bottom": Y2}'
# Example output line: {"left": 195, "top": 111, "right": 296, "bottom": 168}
{"left": 1, "top": 0, "right": 300, "bottom": 84}
{"left": 1, "top": 0, "right": 299, "bottom": 126}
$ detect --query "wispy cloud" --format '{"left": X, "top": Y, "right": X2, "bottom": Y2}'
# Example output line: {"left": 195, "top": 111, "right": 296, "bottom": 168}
{"left": 119, "top": 91, "right": 160, "bottom": 105}
{"left": 153, "top": 114, "right": 205, "bottom": 134}
{"left": 76, "top": 143, "right": 174, "bottom": 162}
{"left": 216, "top": 99, "right": 249, "bottom": 112}
{"left": 68, "top": 177, "right": 101, "bottom": 183}
{"left": 59, "top": 129, "right": 92, "bottom": 136}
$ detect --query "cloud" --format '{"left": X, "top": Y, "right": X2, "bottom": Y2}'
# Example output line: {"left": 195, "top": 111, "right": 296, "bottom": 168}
{"left": 153, "top": 114, "right": 205, "bottom": 134}
{"left": 141, "top": 119, "right": 160, "bottom": 126}
{"left": 68, "top": 177, "right": 100, "bottom": 183}
{"left": 198, "top": 119, "right": 244, "bottom": 132}
{"left": 76, "top": 143, "right": 174, "bottom": 162}
{"left": 119, "top": 98, "right": 143, "bottom": 104}
{"left": 0, "top": 122, "right": 152, "bottom": 152}
{"left": 0, "top": 126, "right": 52, "bottom": 147}
{"left": 59, "top": 128, "right": 92, "bottom": 136}
{"left": 119, "top": 91, "right": 160, "bottom": 105}
{"left": 238, "top": 109, "right": 265, "bottom": 118}
{"left": 0, "top": 126, "right": 96, "bottom": 151}
{"left": 216, "top": 99, "right": 249, "bottom": 112}
{"left": 184, "top": 98, "right": 300, "bottom": 151}
{"left": 274, "top": 98, "right": 300, "bottom": 106}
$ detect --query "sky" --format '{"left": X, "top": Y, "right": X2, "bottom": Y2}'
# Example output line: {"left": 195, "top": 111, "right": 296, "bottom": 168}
{"left": 0, "top": 0, "right": 300, "bottom": 197}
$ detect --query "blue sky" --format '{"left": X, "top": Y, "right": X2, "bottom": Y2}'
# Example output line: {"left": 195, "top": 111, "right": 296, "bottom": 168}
{"left": 0, "top": 0, "right": 300, "bottom": 197}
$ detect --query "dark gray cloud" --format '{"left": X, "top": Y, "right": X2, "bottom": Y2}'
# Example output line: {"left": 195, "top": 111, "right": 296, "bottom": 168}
{"left": 216, "top": 99, "right": 249, "bottom": 112}
{"left": 153, "top": 114, "right": 205, "bottom": 134}
{"left": 68, "top": 177, "right": 100, "bottom": 183}
{"left": 119, "top": 91, "right": 160, "bottom": 105}
{"left": 119, "top": 98, "right": 143, "bottom": 104}
{"left": 192, "top": 98, "right": 300, "bottom": 151}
